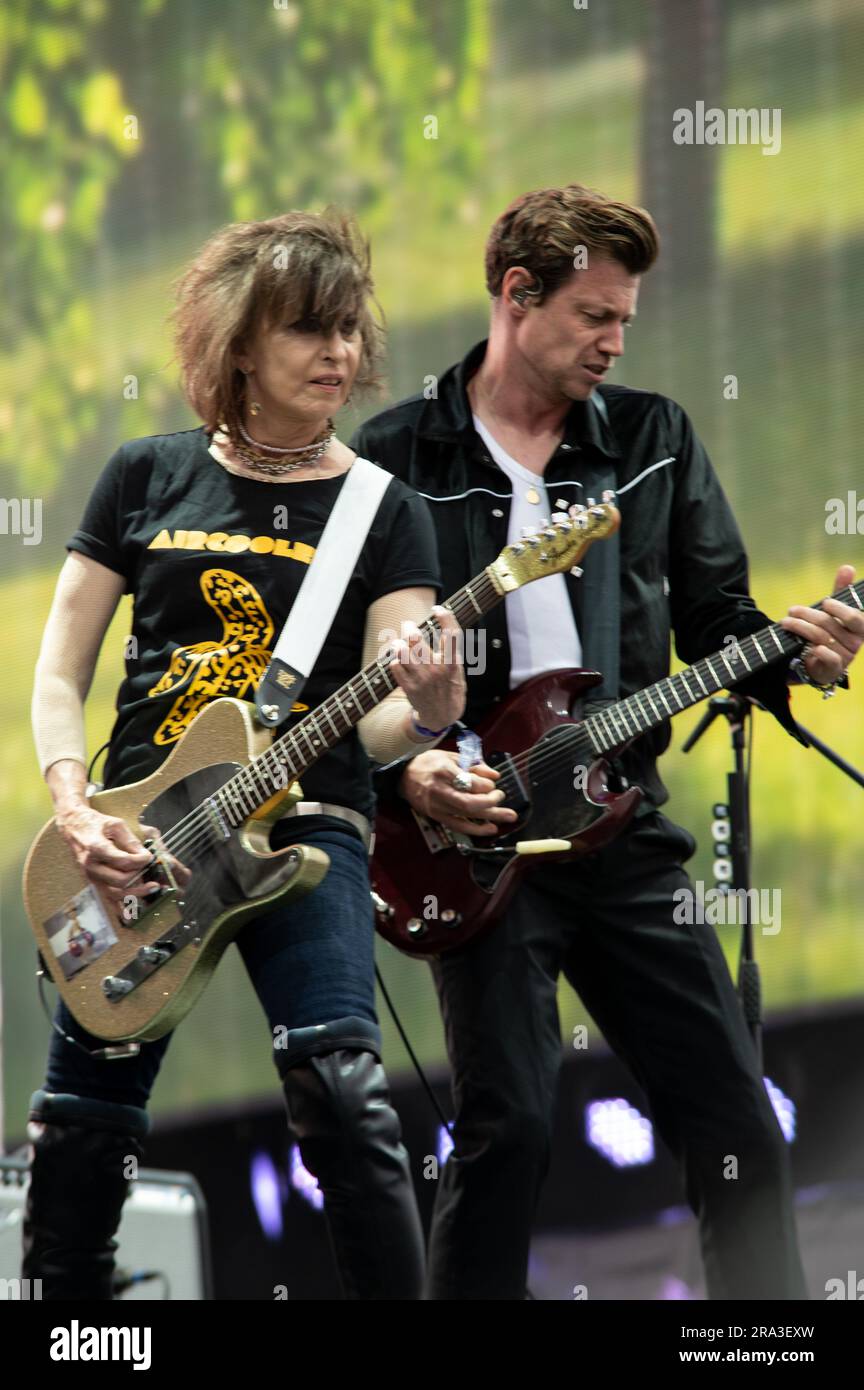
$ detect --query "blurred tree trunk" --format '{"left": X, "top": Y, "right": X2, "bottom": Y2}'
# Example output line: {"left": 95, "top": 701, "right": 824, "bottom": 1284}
{"left": 640, "top": 0, "right": 727, "bottom": 290}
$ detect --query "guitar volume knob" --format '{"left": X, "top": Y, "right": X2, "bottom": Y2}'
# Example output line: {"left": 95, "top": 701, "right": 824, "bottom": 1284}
{"left": 102, "top": 975, "right": 134, "bottom": 1000}
{"left": 138, "top": 944, "right": 171, "bottom": 965}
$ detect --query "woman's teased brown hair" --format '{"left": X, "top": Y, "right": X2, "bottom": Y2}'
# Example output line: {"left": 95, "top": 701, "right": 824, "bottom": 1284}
{"left": 170, "top": 207, "right": 384, "bottom": 440}
{"left": 484, "top": 184, "right": 659, "bottom": 301}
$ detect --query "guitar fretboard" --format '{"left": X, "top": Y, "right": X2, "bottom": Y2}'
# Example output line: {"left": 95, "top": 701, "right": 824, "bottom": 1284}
{"left": 580, "top": 578, "right": 864, "bottom": 758}
{"left": 209, "top": 571, "right": 503, "bottom": 828}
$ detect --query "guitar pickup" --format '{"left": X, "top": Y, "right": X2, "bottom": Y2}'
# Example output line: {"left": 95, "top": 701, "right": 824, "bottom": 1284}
{"left": 140, "top": 838, "right": 180, "bottom": 896}
{"left": 138, "top": 837, "right": 192, "bottom": 910}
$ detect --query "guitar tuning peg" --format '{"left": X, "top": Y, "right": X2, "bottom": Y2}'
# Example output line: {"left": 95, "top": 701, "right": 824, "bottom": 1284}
{"left": 551, "top": 511, "right": 568, "bottom": 524}
{"left": 586, "top": 497, "right": 596, "bottom": 507}
{"left": 520, "top": 525, "right": 534, "bottom": 537}
{"left": 601, "top": 489, "right": 616, "bottom": 502}
{"left": 570, "top": 566, "right": 584, "bottom": 578}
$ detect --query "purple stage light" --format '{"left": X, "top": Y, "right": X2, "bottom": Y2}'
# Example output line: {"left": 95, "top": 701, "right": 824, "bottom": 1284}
{"left": 250, "top": 1151, "right": 283, "bottom": 1241}
{"left": 764, "top": 1078, "right": 796, "bottom": 1142}
{"left": 660, "top": 1276, "right": 698, "bottom": 1300}
{"left": 289, "top": 1143, "right": 324, "bottom": 1211}
{"left": 585, "top": 1098, "right": 654, "bottom": 1168}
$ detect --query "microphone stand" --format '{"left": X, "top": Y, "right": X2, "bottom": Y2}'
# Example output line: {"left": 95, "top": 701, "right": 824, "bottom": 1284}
{"left": 682, "top": 694, "right": 761, "bottom": 1064}
{"left": 682, "top": 691, "right": 864, "bottom": 1069}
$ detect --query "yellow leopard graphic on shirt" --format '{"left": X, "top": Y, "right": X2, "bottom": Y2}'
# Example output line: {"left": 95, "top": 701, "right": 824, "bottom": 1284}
{"left": 147, "top": 568, "right": 306, "bottom": 745}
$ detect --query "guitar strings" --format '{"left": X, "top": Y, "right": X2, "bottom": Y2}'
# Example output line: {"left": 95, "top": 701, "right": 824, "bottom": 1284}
{"left": 90, "top": 577, "right": 860, "bottom": 898}
{"left": 114, "top": 626, "right": 796, "bottom": 887}
{"left": 109, "top": 585, "right": 496, "bottom": 886}
{"left": 92, "top": 627, "right": 795, "bottom": 895}
{"left": 53, "top": 531, "right": 599, "bottom": 914}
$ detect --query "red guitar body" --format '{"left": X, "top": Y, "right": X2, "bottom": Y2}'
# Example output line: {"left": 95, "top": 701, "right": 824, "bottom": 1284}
{"left": 372, "top": 669, "right": 642, "bottom": 958}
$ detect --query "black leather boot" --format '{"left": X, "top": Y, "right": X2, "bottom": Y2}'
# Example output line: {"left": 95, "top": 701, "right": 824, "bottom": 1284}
{"left": 281, "top": 1049, "right": 425, "bottom": 1299}
{"left": 21, "top": 1089, "right": 149, "bottom": 1300}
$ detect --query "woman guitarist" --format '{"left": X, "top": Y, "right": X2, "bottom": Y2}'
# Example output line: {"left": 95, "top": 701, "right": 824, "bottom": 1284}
{"left": 23, "top": 209, "right": 467, "bottom": 1300}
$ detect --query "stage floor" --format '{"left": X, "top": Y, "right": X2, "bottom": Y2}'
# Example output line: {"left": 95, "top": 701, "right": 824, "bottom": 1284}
{"left": 527, "top": 1182, "right": 864, "bottom": 1299}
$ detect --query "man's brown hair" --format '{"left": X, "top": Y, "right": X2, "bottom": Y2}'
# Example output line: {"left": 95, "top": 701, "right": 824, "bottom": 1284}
{"left": 484, "top": 184, "right": 659, "bottom": 301}
{"left": 170, "top": 207, "right": 384, "bottom": 441}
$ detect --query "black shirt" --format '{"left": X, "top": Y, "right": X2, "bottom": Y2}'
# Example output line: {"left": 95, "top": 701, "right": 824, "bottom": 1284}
{"left": 65, "top": 426, "right": 441, "bottom": 818}
{"left": 349, "top": 339, "right": 806, "bottom": 809}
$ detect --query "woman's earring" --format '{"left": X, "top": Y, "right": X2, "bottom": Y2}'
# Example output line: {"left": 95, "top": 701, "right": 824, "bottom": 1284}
{"left": 244, "top": 369, "right": 262, "bottom": 416}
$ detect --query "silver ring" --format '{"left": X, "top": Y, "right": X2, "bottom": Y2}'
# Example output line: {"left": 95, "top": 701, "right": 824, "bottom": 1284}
{"left": 451, "top": 769, "right": 472, "bottom": 793}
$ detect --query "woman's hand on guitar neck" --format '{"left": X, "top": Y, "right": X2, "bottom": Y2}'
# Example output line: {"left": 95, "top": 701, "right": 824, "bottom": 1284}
{"left": 388, "top": 606, "right": 467, "bottom": 733}
{"left": 398, "top": 749, "right": 519, "bottom": 837}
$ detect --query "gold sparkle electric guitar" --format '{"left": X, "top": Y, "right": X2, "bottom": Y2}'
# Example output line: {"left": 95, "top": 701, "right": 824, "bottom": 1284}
{"left": 23, "top": 502, "right": 619, "bottom": 1043}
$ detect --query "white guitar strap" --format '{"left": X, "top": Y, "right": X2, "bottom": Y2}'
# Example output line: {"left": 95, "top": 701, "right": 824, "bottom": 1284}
{"left": 254, "top": 456, "right": 393, "bottom": 728}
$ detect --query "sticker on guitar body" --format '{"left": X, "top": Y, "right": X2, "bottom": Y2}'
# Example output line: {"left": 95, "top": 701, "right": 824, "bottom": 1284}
{"left": 44, "top": 886, "right": 118, "bottom": 981}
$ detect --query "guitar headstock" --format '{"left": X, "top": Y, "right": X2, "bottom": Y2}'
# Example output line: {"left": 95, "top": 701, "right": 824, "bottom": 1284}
{"left": 488, "top": 496, "right": 620, "bottom": 592}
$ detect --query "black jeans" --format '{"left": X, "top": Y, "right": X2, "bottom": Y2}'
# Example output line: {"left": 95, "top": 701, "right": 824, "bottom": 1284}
{"left": 427, "top": 809, "right": 808, "bottom": 1300}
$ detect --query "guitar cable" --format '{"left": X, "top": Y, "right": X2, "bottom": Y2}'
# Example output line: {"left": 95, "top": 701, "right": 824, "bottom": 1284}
{"left": 35, "top": 964, "right": 141, "bottom": 1061}
{"left": 374, "top": 960, "right": 535, "bottom": 1300}
{"left": 374, "top": 963, "right": 453, "bottom": 1137}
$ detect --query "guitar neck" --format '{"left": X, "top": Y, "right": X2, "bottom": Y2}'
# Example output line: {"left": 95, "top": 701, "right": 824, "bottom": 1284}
{"left": 582, "top": 578, "right": 864, "bottom": 756}
{"left": 212, "top": 570, "right": 503, "bottom": 825}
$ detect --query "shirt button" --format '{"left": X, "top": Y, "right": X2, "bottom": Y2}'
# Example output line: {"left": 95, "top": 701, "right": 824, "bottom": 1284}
{"left": 491, "top": 508, "right": 503, "bottom": 518}
{"left": 491, "top": 638, "right": 503, "bottom": 649}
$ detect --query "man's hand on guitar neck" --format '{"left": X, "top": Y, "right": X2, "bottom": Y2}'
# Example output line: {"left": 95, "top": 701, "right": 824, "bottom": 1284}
{"left": 781, "top": 563, "right": 863, "bottom": 686}
{"left": 398, "top": 749, "right": 520, "bottom": 837}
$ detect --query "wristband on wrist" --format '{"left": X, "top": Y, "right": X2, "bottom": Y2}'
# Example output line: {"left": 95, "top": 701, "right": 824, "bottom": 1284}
{"left": 409, "top": 709, "right": 452, "bottom": 739}
{"left": 789, "top": 653, "right": 840, "bottom": 698}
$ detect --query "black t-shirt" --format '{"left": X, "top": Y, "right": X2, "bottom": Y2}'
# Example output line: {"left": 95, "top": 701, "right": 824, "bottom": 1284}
{"left": 66, "top": 426, "right": 441, "bottom": 820}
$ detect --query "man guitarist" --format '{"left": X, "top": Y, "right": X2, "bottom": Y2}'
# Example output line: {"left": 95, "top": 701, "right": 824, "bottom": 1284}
{"left": 350, "top": 184, "right": 863, "bottom": 1300}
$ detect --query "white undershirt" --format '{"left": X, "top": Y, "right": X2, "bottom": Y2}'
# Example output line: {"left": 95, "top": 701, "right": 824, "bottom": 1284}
{"left": 473, "top": 415, "right": 582, "bottom": 689}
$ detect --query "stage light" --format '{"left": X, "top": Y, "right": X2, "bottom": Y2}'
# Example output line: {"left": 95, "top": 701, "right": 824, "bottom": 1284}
{"left": 289, "top": 1144, "right": 324, "bottom": 1211}
{"left": 764, "top": 1078, "right": 796, "bottom": 1142}
{"left": 585, "top": 1098, "right": 655, "bottom": 1168}
{"left": 661, "top": 1276, "right": 697, "bottom": 1300}
{"left": 250, "top": 1151, "right": 283, "bottom": 1241}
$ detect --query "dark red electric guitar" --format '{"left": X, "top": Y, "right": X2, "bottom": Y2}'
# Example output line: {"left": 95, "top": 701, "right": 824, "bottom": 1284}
{"left": 371, "top": 577, "right": 864, "bottom": 958}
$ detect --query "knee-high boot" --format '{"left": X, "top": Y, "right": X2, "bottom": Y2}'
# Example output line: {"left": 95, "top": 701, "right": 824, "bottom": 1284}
{"left": 281, "top": 1049, "right": 425, "bottom": 1299}
{"left": 21, "top": 1089, "right": 149, "bottom": 1300}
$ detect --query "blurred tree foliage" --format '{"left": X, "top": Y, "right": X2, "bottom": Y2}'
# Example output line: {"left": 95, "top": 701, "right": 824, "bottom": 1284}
{"left": 0, "top": 0, "right": 167, "bottom": 489}
{"left": 0, "top": 0, "right": 489, "bottom": 490}
{"left": 194, "top": 0, "right": 489, "bottom": 232}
